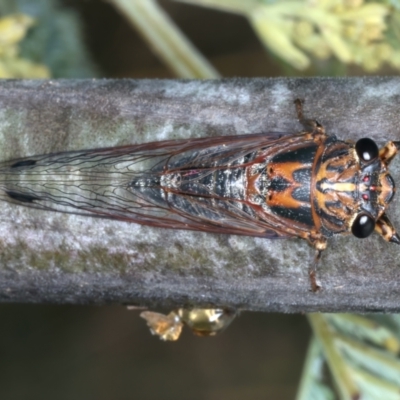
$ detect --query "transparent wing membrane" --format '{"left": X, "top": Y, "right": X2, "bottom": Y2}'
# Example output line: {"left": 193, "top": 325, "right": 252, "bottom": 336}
{"left": 0, "top": 133, "right": 295, "bottom": 238}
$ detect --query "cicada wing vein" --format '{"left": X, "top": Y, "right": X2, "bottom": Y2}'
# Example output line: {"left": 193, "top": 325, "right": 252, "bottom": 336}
{"left": 0, "top": 133, "right": 300, "bottom": 239}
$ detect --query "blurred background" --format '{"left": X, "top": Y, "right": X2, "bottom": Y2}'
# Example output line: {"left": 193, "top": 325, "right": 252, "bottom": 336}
{"left": 0, "top": 0, "right": 399, "bottom": 399}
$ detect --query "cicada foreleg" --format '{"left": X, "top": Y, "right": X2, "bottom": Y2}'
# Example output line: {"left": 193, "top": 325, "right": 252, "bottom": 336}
{"left": 379, "top": 141, "right": 400, "bottom": 165}
{"left": 375, "top": 213, "right": 400, "bottom": 244}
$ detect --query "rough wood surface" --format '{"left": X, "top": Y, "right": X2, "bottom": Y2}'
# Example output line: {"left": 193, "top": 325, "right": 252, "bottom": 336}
{"left": 0, "top": 77, "right": 399, "bottom": 312}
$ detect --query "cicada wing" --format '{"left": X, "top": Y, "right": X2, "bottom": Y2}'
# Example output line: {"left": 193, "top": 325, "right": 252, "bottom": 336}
{"left": 0, "top": 133, "right": 299, "bottom": 239}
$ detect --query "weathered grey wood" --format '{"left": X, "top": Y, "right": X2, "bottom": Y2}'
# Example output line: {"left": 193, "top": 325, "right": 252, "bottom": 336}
{"left": 0, "top": 77, "right": 399, "bottom": 312}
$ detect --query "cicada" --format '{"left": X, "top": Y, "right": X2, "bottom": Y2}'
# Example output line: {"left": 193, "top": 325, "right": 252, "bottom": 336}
{"left": 0, "top": 100, "right": 398, "bottom": 290}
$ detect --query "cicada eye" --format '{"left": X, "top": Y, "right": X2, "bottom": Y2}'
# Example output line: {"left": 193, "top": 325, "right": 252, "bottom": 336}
{"left": 351, "top": 213, "right": 375, "bottom": 238}
{"left": 355, "top": 138, "right": 379, "bottom": 163}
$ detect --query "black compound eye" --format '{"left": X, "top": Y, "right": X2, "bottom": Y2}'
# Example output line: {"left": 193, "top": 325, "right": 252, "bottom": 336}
{"left": 351, "top": 213, "right": 375, "bottom": 238}
{"left": 355, "top": 138, "right": 379, "bottom": 163}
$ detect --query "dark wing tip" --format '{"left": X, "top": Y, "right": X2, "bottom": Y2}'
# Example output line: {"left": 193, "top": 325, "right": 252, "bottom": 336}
{"left": 10, "top": 160, "right": 37, "bottom": 168}
{"left": 5, "top": 190, "right": 40, "bottom": 203}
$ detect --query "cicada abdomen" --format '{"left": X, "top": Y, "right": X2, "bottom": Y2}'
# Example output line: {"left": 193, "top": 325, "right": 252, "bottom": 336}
{"left": 0, "top": 100, "right": 398, "bottom": 290}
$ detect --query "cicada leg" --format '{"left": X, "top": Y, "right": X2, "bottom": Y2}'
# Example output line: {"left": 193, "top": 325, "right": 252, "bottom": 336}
{"left": 308, "top": 235, "right": 328, "bottom": 292}
{"left": 294, "top": 99, "right": 326, "bottom": 139}
{"left": 375, "top": 213, "right": 400, "bottom": 244}
{"left": 379, "top": 141, "right": 400, "bottom": 165}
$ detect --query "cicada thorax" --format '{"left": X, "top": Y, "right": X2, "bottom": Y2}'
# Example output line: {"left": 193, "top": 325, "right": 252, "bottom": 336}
{"left": 244, "top": 137, "right": 324, "bottom": 241}
{"left": 262, "top": 142, "right": 317, "bottom": 230}
{"left": 247, "top": 135, "right": 397, "bottom": 242}
{"left": 312, "top": 137, "right": 362, "bottom": 238}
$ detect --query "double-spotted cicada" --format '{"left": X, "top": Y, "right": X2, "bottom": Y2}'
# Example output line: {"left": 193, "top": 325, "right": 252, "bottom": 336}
{"left": 0, "top": 100, "right": 398, "bottom": 290}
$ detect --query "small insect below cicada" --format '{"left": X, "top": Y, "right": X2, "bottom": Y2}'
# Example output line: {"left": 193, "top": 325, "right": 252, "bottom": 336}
{"left": 0, "top": 100, "right": 398, "bottom": 291}
{"left": 139, "top": 308, "right": 237, "bottom": 341}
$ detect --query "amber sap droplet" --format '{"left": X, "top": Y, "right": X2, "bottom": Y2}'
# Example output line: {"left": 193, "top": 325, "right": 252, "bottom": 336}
{"left": 140, "top": 311, "right": 183, "bottom": 341}
{"left": 177, "top": 308, "right": 237, "bottom": 337}
{"left": 140, "top": 308, "right": 237, "bottom": 340}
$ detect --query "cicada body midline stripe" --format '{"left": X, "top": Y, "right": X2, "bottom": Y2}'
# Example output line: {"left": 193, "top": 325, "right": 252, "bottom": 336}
{"left": 0, "top": 100, "right": 399, "bottom": 291}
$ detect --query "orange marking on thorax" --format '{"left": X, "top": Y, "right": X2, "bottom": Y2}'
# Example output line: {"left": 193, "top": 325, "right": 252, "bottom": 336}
{"left": 267, "top": 161, "right": 311, "bottom": 209}
{"left": 268, "top": 190, "right": 309, "bottom": 209}
{"left": 268, "top": 161, "right": 308, "bottom": 183}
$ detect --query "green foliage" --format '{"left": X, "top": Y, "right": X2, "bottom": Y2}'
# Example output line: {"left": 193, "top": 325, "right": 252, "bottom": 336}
{"left": 174, "top": 0, "right": 400, "bottom": 73}
{"left": 303, "top": 314, "right": 400, "bottom": 399}
{"left": 0, "top": 14, "right": 49, "bottom": 78}
{"left": 296, "top": 339, "right": 335, "bottom": 400}
{"left": 0, "top": 0, "right": 98, "bottom": 78}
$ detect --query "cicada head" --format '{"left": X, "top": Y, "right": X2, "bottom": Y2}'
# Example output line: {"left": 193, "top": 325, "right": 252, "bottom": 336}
{"left": 351, "top": 138, "right": 399, "bottom": 243}
{"left": 315, "top": 137, "right": 399, "bottom": 243}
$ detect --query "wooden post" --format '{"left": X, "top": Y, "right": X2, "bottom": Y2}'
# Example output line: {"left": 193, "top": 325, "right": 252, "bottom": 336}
{"left": 0, "top": 78, "right": 399, "bottom": 312}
